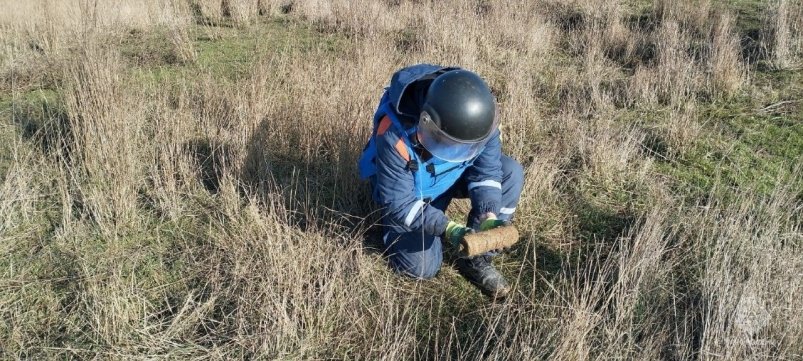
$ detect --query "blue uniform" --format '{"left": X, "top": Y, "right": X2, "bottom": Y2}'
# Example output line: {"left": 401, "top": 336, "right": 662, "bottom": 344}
{"left": 358, "top": 64, "right": 524, "bottom": 279}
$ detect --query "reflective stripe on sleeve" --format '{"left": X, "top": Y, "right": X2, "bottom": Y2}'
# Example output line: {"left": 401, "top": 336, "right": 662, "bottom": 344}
{"left": 404, "top": 199, "right": 427, "bottom": 227}
{"left": 500, "top": 207, "right": 516, "bottom": 215}
{"left": 468, "top": 180, "right": 502, "bottom": 191}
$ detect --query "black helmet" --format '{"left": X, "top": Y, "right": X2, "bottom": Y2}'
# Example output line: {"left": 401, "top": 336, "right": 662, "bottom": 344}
{"left": 418, "top": 70, "right": 498, "bottom": 162}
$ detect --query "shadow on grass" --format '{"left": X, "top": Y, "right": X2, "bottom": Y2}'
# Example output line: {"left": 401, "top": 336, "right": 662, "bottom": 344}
{"left": 10, "top": 92, "right": 71, "bottom": 156}
{"left": 184, "top": 138, "right": 234, "bottom": 194}
{"left": 239, "top": 117, "right": 377, "bottom": 235}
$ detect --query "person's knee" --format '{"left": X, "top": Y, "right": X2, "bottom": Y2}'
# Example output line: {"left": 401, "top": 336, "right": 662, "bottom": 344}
{"left": 502, "top": 155, "right": 524, "bottom": 188}
{"left": 385, "top": 233, "right": 443, "bottom": 280}
{"left": 401, "top": 263, "right": 440, "bottom": 279}
{"left": 390, "top": 255, "right": 441, "bottom": 279}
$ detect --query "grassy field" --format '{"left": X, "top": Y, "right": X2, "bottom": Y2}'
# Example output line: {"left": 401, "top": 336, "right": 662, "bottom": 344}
{"left": 1, "top": 0, "right": 802, "bottom": 359}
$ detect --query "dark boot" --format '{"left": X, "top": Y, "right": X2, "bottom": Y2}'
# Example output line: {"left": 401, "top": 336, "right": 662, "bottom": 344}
{"left": 455, "top": 255, "right": 510, "bottom": 298}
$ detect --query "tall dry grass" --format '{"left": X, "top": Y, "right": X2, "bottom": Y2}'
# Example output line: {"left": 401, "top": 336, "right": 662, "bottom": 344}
{"left": 763, "top": 0, "right": 803, "bottom": 69}
{"left": 1, "top": 0, "right": 801, "bottom": 359}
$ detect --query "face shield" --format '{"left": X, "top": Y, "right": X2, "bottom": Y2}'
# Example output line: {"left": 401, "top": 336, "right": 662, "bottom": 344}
{"left": 416, "top": 110, "right": 498, "bottom": 162}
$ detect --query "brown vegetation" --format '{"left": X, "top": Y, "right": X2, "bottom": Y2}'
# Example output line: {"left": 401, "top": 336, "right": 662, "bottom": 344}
{"left": 1, "top": 0, "right": 801, "bottom": 359}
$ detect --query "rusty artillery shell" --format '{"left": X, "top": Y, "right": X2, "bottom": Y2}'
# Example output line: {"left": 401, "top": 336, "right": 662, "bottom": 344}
{"left": 459, "top": 226, "right": 520, "bottom": 257}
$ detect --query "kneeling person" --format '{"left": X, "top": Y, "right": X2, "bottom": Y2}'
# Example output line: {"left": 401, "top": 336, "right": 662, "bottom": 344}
{"left": 358, "top": 64, "right": 524, "bottom": 298}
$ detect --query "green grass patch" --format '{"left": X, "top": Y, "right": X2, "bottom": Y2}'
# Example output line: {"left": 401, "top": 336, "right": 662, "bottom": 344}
{"left": 0, "top": 102, "right": 15, "bottom": 179}
{"left": 728, "top": 0, "right": 767, "bottom": 33}
{"left": 0, "top": 88, "right": 64, "bottom": 180}
{"left": 654, "top": 68, "right": 803, "bottom": 201}
{"left": 124, "top": 16, "right": 349, "bottom": 86}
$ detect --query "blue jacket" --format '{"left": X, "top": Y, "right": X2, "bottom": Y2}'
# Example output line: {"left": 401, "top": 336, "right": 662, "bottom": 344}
{"left": 358, "top": 64, "right": 504, "bottom": 236}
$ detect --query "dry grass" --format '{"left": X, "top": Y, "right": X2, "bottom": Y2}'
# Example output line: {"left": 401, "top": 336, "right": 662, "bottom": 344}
{"left": 762, "top": 0, "right": 803, "bottom": 69}
{"left": 1, "top": 0, "right": 802, "bottom": 359}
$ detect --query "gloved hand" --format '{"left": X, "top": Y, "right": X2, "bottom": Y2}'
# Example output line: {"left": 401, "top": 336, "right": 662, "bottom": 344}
{"left": 444, "top": 221, "right": 473, "bottom": 247}
{"left": 479, "top": 218, "right": 507, "bottom": 231}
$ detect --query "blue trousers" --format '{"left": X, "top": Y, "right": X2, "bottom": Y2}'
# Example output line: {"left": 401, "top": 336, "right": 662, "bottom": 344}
{"left": 382, "top": 155, "right": 524, "bottom": 279}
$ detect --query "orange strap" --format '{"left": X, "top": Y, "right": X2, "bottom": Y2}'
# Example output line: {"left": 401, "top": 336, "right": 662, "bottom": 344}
{"left": 394, "top": 139, "right": 410, "bottom": 162}
{"left": 377, "top": 116, "right": 392, "bottom": 136}
{"left": 377, "top": 115, "right": 411, "bottom": 162}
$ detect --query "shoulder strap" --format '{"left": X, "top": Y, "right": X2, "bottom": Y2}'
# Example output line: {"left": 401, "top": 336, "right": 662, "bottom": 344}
{"left": 377, "top": 115, "right": 412, "bottom": 162}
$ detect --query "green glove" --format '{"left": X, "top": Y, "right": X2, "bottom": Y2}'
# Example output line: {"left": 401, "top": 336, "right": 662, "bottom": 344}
{"left": 444, "top": 221, "right": 472, "bottom": 247}
{"left": 479, "top": 218, "right": 506, "bottom": 231}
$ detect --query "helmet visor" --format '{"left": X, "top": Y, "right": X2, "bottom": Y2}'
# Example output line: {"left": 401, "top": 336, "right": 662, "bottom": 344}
{"left": 417, "top": 110, "right": 498, "bottom": 162}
